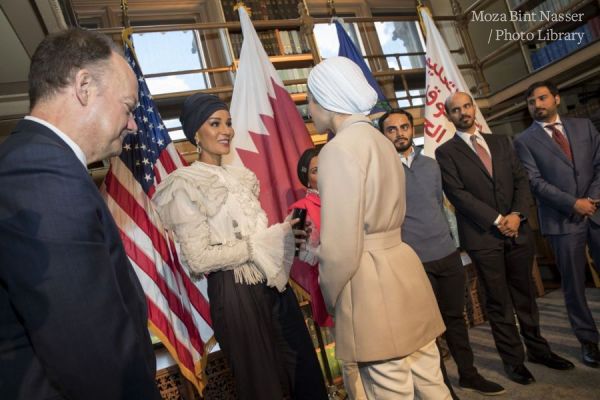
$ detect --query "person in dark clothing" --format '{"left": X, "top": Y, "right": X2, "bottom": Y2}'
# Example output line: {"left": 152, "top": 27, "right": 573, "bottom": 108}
{"left": 0, "top": 28, "right": 161, "bottom": 400}
{"left": 515, "top": 81, "right": 600, "bottom": 368}
{"left": 436, "top": 92, "right": 574, "bottom": 386}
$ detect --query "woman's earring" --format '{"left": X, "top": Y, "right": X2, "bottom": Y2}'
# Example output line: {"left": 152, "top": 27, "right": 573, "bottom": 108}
{"left": 196, "top": 143, "right": 202, "bottom": 154}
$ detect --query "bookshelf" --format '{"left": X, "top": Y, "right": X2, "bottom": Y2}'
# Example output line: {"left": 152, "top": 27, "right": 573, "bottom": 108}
{"left": 229, "top": 28, "right": 312, "bottom": 58}
{"left": 214, "top": 0, "right": 317, "bottom": 119}
{"left": 221, "top": 0, "right": 302, "bottom": 21}
{"left": 219, "top": 1, "right": 315, "bottom": 66}
{"left": 505, "top": 0, "right": 600, "bottom": 71}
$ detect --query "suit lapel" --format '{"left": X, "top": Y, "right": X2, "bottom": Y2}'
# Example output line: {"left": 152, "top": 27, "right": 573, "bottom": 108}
{"left": 529, "top": 122, "right": 572, "bottom": 167}
{"left": 452, "top": 134, "right": 493, "bottom": 181}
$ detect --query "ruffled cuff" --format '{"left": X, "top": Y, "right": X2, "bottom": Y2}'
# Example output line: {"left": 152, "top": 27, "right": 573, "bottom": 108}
{"left": 298, "top": 243, "right": 320, "bottom": 266}
{"left": 249, "top": 222, "right": 295, "bottom": 292}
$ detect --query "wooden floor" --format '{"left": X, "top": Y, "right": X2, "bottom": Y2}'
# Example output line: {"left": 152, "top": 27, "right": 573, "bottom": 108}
{"left": 445, "top": 288, "right": 600, "bottom": 400}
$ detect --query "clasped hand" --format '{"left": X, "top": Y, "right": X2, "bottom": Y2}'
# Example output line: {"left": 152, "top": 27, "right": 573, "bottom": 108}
{"left": 574, "top": 198, "right": 598, "bottom": 217}
{"left": 497, "top": 214, "right": 520, "bottom": 238}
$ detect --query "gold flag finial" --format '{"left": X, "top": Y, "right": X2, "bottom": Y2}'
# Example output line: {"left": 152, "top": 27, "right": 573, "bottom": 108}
{"left": 327, "top": 0, "right": 337, "bottom": 19}
{"left": 120, "top": 0, "right": 130, "bottom": 28}
{"left": 416, "top": 2, "right": 432, "bottom": 40}
{"left": 233, "top": 2, "right": 252, "bottom": 18}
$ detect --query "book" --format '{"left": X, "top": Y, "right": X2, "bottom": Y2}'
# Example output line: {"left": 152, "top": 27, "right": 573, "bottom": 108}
{"left": 290, "top": 30, "right": 302, "bottom": 54}
{"left": 280, "top": 30, "right": 292, "bottom": 55}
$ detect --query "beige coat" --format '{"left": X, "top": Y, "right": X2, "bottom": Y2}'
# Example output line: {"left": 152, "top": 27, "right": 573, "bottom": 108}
{"left": 318, "top": 115, "right": 445, "bottom": 362}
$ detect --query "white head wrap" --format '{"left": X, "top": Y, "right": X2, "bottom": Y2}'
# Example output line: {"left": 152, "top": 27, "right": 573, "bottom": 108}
{"left": 307, "top": 56, "right": 378, "bottom": 115}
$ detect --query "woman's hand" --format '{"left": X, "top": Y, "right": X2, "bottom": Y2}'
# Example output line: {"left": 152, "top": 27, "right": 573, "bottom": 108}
{"left": 289, "top": 218, "right": 312, "bottom": 246}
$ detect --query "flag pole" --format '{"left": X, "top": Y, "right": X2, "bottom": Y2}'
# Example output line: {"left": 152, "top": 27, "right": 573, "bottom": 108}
{"left": 416, "top": 1, "right": 431, "bottom": 42}
{"left": 327, "top": 0, "right": 337, "bottom": 21}
{"left": 120, "top": 0, "right": 130, "bottom": 28}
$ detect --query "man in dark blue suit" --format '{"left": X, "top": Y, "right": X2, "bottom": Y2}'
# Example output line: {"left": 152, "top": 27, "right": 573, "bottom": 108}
{"left": 514, "top": 81, "right": 600, "bottom": 368}
{"left": 0, "top": 29, "right": 162, "bottom": 399}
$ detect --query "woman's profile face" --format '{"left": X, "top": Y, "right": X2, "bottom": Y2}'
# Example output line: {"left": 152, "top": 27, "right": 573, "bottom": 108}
{"left": 308, "top": 156, "right": 318, "bottom": 189}
{"left": 195, "top": 109, "right": 234, "bottom": 156}
{"left": 307, "top": 93, "right": 330, "bottom": 133}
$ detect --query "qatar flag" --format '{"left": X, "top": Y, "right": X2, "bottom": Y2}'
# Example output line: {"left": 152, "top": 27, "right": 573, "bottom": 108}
{"left": 224, "top": 6, "right": 314, "bottom": 225}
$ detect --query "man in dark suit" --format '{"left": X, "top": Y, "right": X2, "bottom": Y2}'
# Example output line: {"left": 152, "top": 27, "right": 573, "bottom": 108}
{"left": 436, "top": 92, "right": 574, "bottom": 385}
{"left": 514, "top": 81, "right": 600, "bottom": 368}
{"left": 0, "top": 29, "right": 162, "bottom": 399}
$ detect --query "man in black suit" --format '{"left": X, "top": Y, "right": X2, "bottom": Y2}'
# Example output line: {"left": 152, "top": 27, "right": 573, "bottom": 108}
{"left": 436, "top": 92, "right": 574, "bottom": 385}
{"left": 0, "top": 29, "right": 161, "bottom": 399}
{"left": 514, "top": 81, "right": 600, "bottom": 367}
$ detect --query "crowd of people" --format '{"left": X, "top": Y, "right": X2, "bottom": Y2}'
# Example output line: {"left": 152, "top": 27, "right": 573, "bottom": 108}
{"left": 1, "top": 27, "right": 598, "bottom": 400}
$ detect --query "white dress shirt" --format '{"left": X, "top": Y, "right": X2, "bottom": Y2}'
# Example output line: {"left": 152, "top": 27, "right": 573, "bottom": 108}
{"left": 455, "top": 129, "right": 503, "bottom": 225}
{"left": 455, "top": 129, "right": 491, "bottom": 158}
{"left": 536, "top": 115, "right": 570, "bottom": 144}
{"left": 399, "top": 146, "right": 416, "bottom": 168}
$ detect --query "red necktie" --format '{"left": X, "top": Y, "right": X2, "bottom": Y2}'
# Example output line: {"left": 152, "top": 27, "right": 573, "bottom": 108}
{"left": 546, "top": 123, "right": 572, "bottom": 162}
{"left": 470, "top": 135, "right": 493, "bottom": 176}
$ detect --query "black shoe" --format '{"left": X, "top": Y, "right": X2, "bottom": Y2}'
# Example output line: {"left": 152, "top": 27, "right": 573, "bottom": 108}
{"left": 528, "top": 352, "right": 575, "bottom": 370}
{"left": 503, "top": 363, "right": 535, "bottom": 385}
{"left": 459, "top": 375, "right": 506, "bottom": 396}
{"left": 582, "top": 343, "right": 600, "bottom": 368}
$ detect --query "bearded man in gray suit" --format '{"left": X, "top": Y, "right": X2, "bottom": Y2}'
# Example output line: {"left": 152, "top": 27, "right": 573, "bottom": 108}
{"left": 514, "top": 80, "right": 600, "bottom": 368}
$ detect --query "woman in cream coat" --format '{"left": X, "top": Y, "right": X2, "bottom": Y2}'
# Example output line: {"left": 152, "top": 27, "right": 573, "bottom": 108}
{"left": 153, "top": 93, "right": 327, "bottom": 400}
{"left": 308, "top": 57, "right": 449, "bottom": 400}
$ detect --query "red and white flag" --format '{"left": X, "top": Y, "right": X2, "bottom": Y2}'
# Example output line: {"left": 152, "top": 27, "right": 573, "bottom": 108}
{"left": 420, "top": 8, "right": 490, "bottom": 157}
{"left": 224, "top": 6, "right": 314, "bottom": 225}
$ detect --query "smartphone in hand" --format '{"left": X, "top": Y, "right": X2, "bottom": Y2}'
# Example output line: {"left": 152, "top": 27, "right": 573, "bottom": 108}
{"left": 291, "top": 208, "right": 307, "bottom": 256}
{"left": 291, "top": 208, "right": 307, "bottom": 230}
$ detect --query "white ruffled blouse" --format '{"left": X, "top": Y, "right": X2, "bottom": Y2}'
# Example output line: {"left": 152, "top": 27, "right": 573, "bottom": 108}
{"left": 152, "top": 162, "right": 294, "bottom": 292}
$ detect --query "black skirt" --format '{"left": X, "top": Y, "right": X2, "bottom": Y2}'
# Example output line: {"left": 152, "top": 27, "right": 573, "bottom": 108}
{"left": 207, "top": 270, "right": 328, "bottom": 400}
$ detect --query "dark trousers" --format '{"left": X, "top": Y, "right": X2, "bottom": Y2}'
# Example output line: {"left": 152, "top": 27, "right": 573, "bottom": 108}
{"left": 467, "top": 235, "right": 551, "bottom": 365}
{"left": 547, "top": 221, "right": 600, "bottom": 345}
{"left": 424, "top": 251, "right": 478, "bottom": 381}
{"left": 208, "top": 270, "right": 328, "bottom": 400}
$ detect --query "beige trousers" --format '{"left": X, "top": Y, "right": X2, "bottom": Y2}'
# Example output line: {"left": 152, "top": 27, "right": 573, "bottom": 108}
{"left": 358, "top": 340, "right": 451, "bottom": 400}
{"left": 342, "top": 361, "right": 367, "bottom": 400}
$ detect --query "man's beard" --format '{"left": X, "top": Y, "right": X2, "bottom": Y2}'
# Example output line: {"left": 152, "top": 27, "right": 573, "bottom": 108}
{"left": 533, "top": 108, "right": 551, "bottom": 121}
{"left": 396, "top": 138, "right": 413, "bottom": 153}
{"left": 455, "top": 115, "right": 474, "bottom": 131}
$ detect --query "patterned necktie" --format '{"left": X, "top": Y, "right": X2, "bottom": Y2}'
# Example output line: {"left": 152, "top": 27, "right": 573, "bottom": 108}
{"left": 546, "top": 123, "right": 572, "bottom": 162}
{"left": 470, "top": 135, "right": 493, "bottom": 176}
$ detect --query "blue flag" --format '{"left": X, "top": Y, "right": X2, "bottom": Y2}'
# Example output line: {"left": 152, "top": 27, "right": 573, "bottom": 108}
{"left": 335, "top": 21, "right": 390, "bottom": 113}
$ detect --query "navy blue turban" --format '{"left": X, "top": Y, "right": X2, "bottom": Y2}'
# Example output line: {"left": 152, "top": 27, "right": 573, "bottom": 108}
{"left": 180, "top": 93, "right": 229, "bottom": 146}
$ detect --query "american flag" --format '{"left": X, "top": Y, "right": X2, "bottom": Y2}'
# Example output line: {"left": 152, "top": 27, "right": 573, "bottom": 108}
{"left": 101, "top": 31, "right": 214, "bottom": 394}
